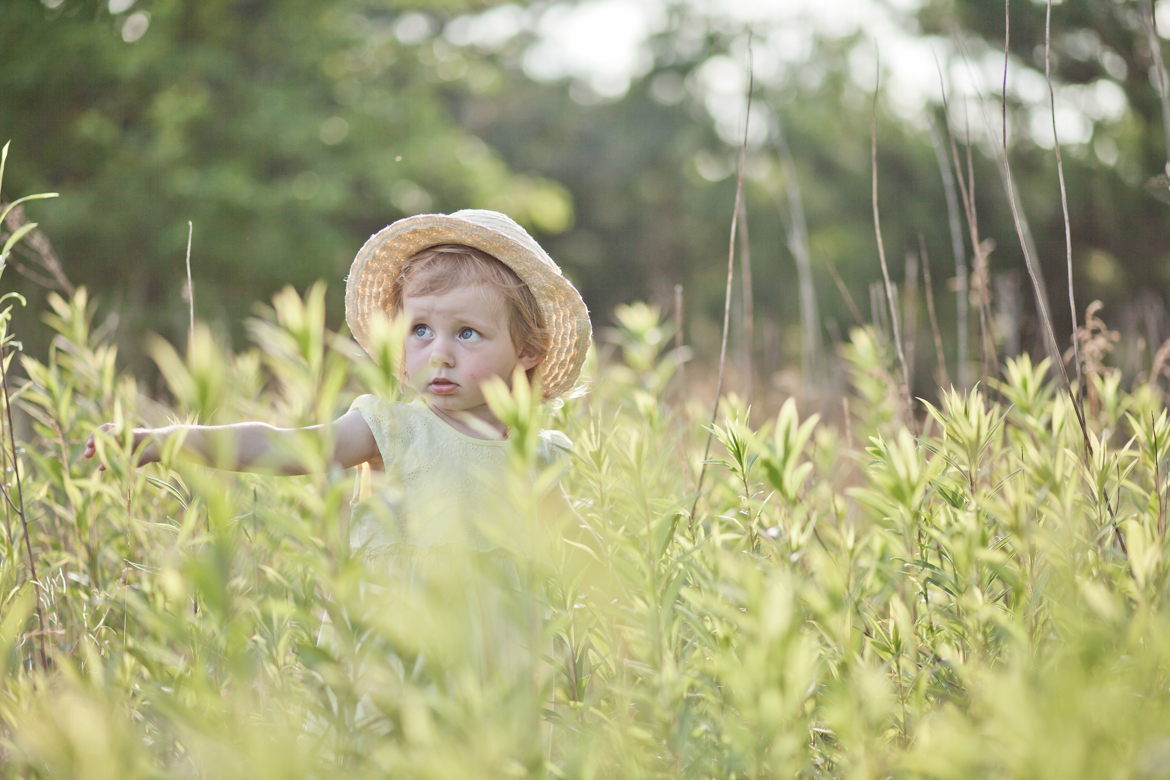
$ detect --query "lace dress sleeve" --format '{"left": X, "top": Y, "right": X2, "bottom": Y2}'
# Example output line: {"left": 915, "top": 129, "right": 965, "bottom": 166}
{"left": 347, "top": 395, "right": 405, "bottom": 552}
{"left": 349, "top": 394, "right": 400, "bottom": 468}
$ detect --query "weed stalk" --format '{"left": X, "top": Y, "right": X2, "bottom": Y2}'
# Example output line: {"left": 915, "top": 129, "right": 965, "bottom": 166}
{"left": 870, "top": 50, "right": 913, "bottom": 419}
{"left": 738, "top": 198, "right": 754, "bottom": 403}
{"left": 0, "top": 342, "right": 47, "bottom": 669}
{"left": 691, "top": 41, "right": 754, "bottom": 531}
{"left": 774, "top": 113, "right": 822, "bottom": 384}
{"left": 919, "top": 235, "right": 950, "bottom": 388}
{"left": 1045, "top": 0, "right": 1087, "bottom": 416}
{"left": 928, "top": 114, "right": 967, "bottom": 390}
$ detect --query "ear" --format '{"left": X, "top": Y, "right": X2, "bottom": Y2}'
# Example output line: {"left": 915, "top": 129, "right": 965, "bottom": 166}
{"left": 516, "top": 349, "right": 543, "bottom": 372}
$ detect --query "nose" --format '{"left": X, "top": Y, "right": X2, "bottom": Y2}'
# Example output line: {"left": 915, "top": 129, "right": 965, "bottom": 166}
{"left": 429, "top": 336, "right": 455, "bottom": 367}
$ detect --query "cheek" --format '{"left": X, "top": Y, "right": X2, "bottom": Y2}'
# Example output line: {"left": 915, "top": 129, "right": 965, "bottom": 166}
{"left": 403, "top": 343, "right": 426, "bottom": 375}
{"left": 455, "top": 351, "right": 492, "bottom": 381}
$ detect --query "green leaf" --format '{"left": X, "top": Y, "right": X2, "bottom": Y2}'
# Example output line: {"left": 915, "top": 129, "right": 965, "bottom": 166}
{"left": 1, "top": 221, "right": 38, "bottom": 258}
{"left": 0, "top": 192, "right": 58, "bottom": 226}
{"left": 937, "top": 486, "right": 966, "bottom": 509}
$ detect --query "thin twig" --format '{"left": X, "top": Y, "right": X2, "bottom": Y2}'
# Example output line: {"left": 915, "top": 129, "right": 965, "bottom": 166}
{"left": 690, "top": 40, "right": 754, "bottom": 531}
{"left": 964, "top": 7, "right": 1108, "bottom": 539}
{"left": 738, "top": 198, "right": 754, "bottom": 403}
{"left": 936, "top": 52, "right": 997, "bottom": 385}
{"left": 1046, "top": 0, "right": 1087, "bottom": 420}
{"left": 185, "top": 221, "right": 195, "bottom": 341}
{"left": 965, "top": 6, "right": 1090, "bottom": 456}
{"left": 963, "top": 124, "right": 1000, "bottom": 385}
{"left": 927, "top": 106, "right": 968, "bottom": 390}
{"left": 1142, "top": 0, "right": 1170, "bottom": 175}
{"left": 1004, "top": 0, "right": 1011, "bottom": 151}
{"left": 774, "top": 112, "right": 822, "bottom": 383}
{"left": 870, "top": 48, "right": 913, "bottom": 416}
{"left": 0, "top": 343, "right": 47, "bottom": 669}
{"left": 674, "top": 284, "right": 685, "bottom": 393}
{"left": 919, "top": 234, "right": 951, "bottom": 389}
{"left": 904, "top": 250, "right": 919, "bottom": 387}
{"left": 824, "top": 256, "right": 864, "bottom": 327}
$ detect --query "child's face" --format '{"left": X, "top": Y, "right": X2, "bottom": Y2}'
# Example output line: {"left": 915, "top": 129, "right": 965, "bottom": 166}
{"left": 401, "top": 282, "right": 540, "bottom": 433}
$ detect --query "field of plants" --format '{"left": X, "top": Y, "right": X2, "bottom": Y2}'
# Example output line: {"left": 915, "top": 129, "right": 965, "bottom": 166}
{"left": 7, "top": 0, "right": 1170, "bottom": 772}
{"left": 0, "top": 218, "right": 1169, "bottom": 778}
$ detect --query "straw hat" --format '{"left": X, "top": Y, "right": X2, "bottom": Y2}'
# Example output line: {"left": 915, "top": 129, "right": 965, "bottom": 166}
{"left": 345, "top": 209, "right": 592, "bottom": 400}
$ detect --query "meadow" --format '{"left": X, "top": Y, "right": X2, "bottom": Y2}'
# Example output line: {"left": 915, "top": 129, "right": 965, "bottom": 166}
{"left": 0, "top": 105, "right": 1169, "bottom": 778}
{"left": 0, "top": 238, "right": 1167, "bottom": 779}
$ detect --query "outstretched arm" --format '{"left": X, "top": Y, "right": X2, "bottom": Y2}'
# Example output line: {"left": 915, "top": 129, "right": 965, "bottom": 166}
{"left": 84, "top": 408, "right": 378, "bottom": 475}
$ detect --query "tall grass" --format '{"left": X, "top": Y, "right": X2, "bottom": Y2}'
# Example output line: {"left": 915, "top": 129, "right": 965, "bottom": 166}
{"left": 0, "top": 268, "right": 1166, "bottom": 777}
{"left": 3, "top": 129, "right": 1170, "bottom": 775}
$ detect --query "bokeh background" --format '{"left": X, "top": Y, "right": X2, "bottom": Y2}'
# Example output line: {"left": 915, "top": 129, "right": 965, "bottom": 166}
{"left": 4, "top": 0, "right": 1170, "bottom": 401}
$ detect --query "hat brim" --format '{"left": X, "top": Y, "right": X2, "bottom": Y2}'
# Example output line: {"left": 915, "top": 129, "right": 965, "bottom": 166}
{"left": 345, "top": 213, "right": 591, "bottom": 400}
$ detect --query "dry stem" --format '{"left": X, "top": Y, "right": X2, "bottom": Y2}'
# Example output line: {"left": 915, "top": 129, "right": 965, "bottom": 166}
{"left": 919, "top": 235, "right": 951, "bottom": 389}
{"left": 927, "top": 113, "right": 968, "bottom": 390}
{"left": 691, "top": 42, "right": 754, "bottom": 531}
{"left": 737, "top": 199, "right": 754, "bottom": 402}
{"left": 774, "top": 113, "right": 822, "bottom": 383}
{"left": 0, "top": 343, "right": 47, "bottom": 669}
{"left": 1046, "top": 0, "right": 1087, "bottom": 412}
{"left": 870, "top": 50, "right": 913, "bottom": 417}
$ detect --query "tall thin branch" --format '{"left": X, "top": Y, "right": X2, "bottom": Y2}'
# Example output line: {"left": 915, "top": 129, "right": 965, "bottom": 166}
{"left": 674, "top": 284, "right": 685, "bottom": 393}
{"left": 954, "top": 14, "right": 1095, "bottom": 460}
{"left": 919, "top": 234, "right": 951, "bottom": 388}
{"left": 1004, "top": 0, "right": 1011, "bottom": 151}
{"left": 737, "top": 199, "right": 754, "bottom": 402}
{"left": 824, "top": 256, "right": 864, "bottom": 327}
{"left": 871, "top": 49, "right": 913, "bottom": 414}
{"left": 1142, "top": 0, "right": 1170, "bottom": 175}
{"left": 1046, "top": 0, "right": 1086, "bottom": 404}
{"left": 928, "top": 113, "right": 968, "bottom": 390}
{"left": 0, "top": 343, "right": 47, "bottom": 669}
{"left": 185, "top": 221, "right": 195, "bottom": 342}
{"left": 691, "top": 41, "right": 754, "bottom": 531}
{"left": 774, "top": 112, "right": 822, "bottom": 384}
{"left": 904, "top": 251, "right": 919, "bottom": 386}
{"left": 935, "top": 60, "right": 998, "bottom": 384}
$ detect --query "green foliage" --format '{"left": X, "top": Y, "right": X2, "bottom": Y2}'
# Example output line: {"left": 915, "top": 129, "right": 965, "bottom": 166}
{"left": 5, "top": 285, "right": 1170, "bottom": 775}
{"left": 0, "top": 1, "right": 573, "bottom": 361}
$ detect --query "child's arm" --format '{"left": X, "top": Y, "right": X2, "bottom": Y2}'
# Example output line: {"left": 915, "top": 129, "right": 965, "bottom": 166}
{"left": 84, "top": 409, "right": 379, "bottom": 475}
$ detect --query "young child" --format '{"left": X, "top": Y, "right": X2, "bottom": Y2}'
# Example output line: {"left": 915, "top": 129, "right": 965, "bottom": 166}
{"left": 84, "top": 209, "right": 592, "bottom": 555}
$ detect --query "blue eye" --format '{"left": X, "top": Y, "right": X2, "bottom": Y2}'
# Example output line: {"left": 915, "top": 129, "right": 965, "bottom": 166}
{"left": 459, "top": 327, "right": 481, "bottom": 341}
{"left": 412, "top": 324, "right": 431, "bottom": 338}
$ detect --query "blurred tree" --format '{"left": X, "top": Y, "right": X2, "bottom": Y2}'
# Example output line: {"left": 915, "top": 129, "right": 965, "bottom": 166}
{"left": 917, "top": 0, "right": 1170, "bottom": 359}
{"left": 0, "top": 0, "right": 571, "bottom": 368}
{"left": 6, "top": 0, "right": 1170, "bottom": 396}
{"left": 455, "top": 14, "right": 978, "bottom": 394}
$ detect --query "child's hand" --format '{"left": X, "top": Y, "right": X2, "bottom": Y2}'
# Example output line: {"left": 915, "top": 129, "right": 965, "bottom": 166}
{"left": 84, "top": 424, "right": 157, "bottom": 471}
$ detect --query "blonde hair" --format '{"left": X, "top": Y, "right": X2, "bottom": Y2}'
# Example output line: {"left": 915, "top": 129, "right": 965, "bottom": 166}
{"left": 384, "top": 244, "right": 550, "bottom": 379}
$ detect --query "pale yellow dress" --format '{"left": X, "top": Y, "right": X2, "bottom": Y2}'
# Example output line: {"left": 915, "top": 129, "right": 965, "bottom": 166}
{"left": 347, "top": 395, "right": 572, "bottom": 557}
{"left": 341, "top": 396, "right": 571, "bottom": 676}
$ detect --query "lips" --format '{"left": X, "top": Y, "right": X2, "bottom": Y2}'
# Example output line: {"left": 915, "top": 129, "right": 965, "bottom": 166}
{"left": 429, "top": 378, "right": 458, "bottom": 395}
